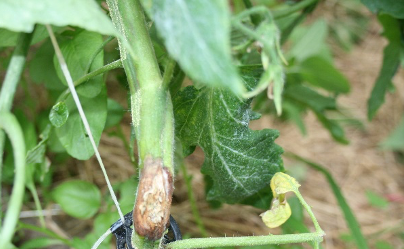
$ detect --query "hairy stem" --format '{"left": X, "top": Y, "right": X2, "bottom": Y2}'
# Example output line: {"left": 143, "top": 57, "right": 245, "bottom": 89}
{"left": 58, "top": 59, "right": 123, "bottom": 102}
{"left": 0, "top": 31, "right": 34, "bottom": 226}
{"left": 166, "top": 232, "right": 324, "bottom": 249}
{"left": 106, "top": 0, "right": 175, "bottom": 246}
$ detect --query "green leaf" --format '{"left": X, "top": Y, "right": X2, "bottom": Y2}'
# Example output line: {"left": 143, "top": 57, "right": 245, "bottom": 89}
{"left": 0, "top": 25, "right": 54, "bottom": 47}
{"left": 299, "top": 56, "right": 350, "bottom": 93}
{"left": 174, "top": 80, "right": 283, "bottom": 203}
{"left": 52, "top": 180, "right": 101, "bottom": 219}
{"left": 315, "top": 110, "right": 348, "bottom": 144}
{"left": 381, "top": 116, "right": 404, "bottom": 150}
{"left": 361, "top": 0, "right": 404, "bottom": 19}
{"left": 54, "top": 30, "right": 104, "bottom": 98}
{"left": 283, "top": 85, "right": 336, "bottom": 112}
{"left": 151, "top": 0, "right": 244, "bottom": 95}
{"left": 105, "top": 99, "right": 124, "bottom": 128}
{"left": 289, "top": 19, "right": 329, "bottom": 62}
{"left": 29, "top": 39, "right": 65, "bottom": 90}
{"left": 0, "top": 0, "right": 116, "bottom": 35}
{"left": 367, "top": 15, "right": 403, "bottom": 120}
{"left": 55, "top": 87, "right": 107, "bottom": 160}
{"left": 20, "top": 238, "right": 63, "bottom": 249}
{"left": 49, "top": 102, "right": 69, "bottom": 128}
{"left": 365, "top": 190, "right": 389, "bottom": 209}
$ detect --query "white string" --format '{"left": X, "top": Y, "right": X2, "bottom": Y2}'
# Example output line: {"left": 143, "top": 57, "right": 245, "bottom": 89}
{"left": 91, "top": 228, "right": 112, "bottom": 249}
{"left": 46, "top": 25, "right": 125, "bottom": 223}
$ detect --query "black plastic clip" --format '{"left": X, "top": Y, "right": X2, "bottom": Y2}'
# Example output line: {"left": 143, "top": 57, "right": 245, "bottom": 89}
{"left": 110, "top": 211, "right": 182, "bottom": 249}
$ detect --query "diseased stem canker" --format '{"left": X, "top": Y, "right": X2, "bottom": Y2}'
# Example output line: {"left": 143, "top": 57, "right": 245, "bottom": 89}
{"left": 133, "top": 157, "right": 174, "bottom": 240}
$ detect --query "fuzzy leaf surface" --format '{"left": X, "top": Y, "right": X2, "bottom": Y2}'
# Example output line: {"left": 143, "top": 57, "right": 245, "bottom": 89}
{"left": 174, "top": 67, "right": 283, "bottom": 203}
{"left": 0, "top": 0, "right": 116, "bottom": 35}
{"left": 152, "top": 0, "right": 244, "bottom": 95}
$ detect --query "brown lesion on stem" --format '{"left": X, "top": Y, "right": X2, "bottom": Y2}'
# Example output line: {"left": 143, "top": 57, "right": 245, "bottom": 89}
{"left": 133, "top": 156, "right": 174, "bottom": 240}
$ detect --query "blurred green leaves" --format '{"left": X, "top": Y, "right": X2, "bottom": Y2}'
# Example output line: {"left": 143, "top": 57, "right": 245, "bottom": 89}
{"left": 367, "top": 15, "right": 403, "bottom": 120}
{"left": 0, "top": 0, "right": 116, "bottom": 35}
{"left": 52, "top": 180, "right": 101, "bottom": 219}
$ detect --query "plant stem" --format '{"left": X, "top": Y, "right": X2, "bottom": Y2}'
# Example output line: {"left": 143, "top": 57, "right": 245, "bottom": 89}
{"left": 0, "top": 31, "right": 34, "bottom": 227}
{"left": 84, "top": 36, "right": 115, "bottom": 74}
{"left": 106, "top": 0, "right": 175, "bottom": 246}
{"left": 166, "top": 232, "right": 324, "bottom": 249}
{"left": 162, "top": 58, "right": 177, "bottom": 90}
{"left": 58, "top": 59, "right": 123, "bottom": 102}
{"left": 294, "top": 191, "right": 323, "bottom": 234}
{"left": 0, "top": 112, "right": 26, "bottom": 249}
{"left": 180, "top": 163, "right": 208, "bottom": 237}
{"left": 27, "top": 185, "right": 46, "bottom": 228}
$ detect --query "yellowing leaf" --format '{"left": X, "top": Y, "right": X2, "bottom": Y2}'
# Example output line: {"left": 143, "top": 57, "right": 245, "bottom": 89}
{"left": 270, "top": 172, "right": 300, "bottom": 197}
{"left": 260, "top": 198, "right": 291, "bottom": 228}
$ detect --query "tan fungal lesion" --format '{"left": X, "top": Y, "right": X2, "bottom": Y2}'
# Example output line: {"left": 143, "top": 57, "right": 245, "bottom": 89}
{"left": 133, "top": 156, "right": 173, "bottom": 240}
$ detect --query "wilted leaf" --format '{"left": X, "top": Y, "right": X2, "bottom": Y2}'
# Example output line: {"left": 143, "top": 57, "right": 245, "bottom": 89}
{"left": 26, "top": 125, "right": 51, "bottom": 164}
{"left": 270, "top": 172, "right": 300, "bottom": 197}
{"left": 151, "top": 0, "right": 244, "bottom": 95}
{"left": 52, "top": 180, "right": 101, "bottom": 219}
{"left": 0, "top": 0, "right": 116, "bottom": 35}
{"left": 260, "top": 199, "right": 291, "bottom": 228}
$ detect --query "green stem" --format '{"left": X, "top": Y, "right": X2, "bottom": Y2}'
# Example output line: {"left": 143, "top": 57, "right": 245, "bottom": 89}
{"left": 106, "top": 0, "right": 175, "bottom": 247}
{"left": 272, "top": 0, "right": 318, "bottom": 20}
{"left": 58, "top": 59, "right": 123, "bottom": 102}
{"left": 162, "top": 58, "right": 176, "bottom": 90}
{"left": 17, "top": 222, "right": 72, "bottom": 246}
{"left": 0, "top": 112, "right": 26, "bottom": 249}
{"left": 180, "top": 163, "right": 208, "bottom": 237}
{"left": 27, "top": 185, "right": 46, "bottom": 228}
{"left": 166, "top": 232, "right": 324, "bottom": 249}
{"left": 0, "top": 31, "right": 34, "bottom": 227}
{"left": 294, "top": 191, "right": 323, "bottom": 234}
{"left": 84, "top": 36, "right": 115, "bottom": 73}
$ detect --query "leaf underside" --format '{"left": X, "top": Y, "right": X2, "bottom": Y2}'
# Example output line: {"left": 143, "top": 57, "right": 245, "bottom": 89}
{"left": 151, "top": 0, "right": 244, "bottom": 95}
{"left": 174, "top": 66, "right": 283, "bottom": 203}
{"left": 0, "top": 0, "right": 116, "bottom": 35}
